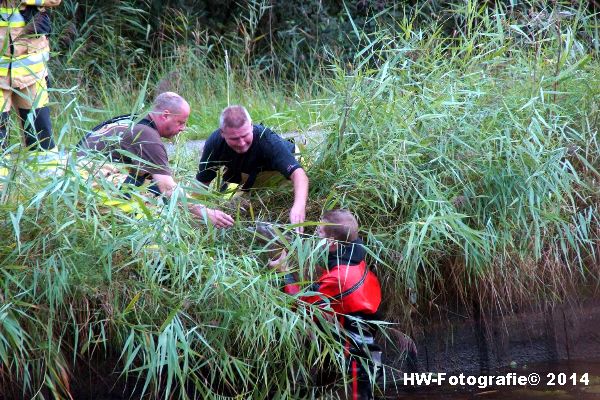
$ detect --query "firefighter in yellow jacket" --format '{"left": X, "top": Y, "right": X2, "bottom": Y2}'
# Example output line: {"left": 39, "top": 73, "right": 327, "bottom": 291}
{"left": 0, "top": 0, "right": 60, "bottom": 151}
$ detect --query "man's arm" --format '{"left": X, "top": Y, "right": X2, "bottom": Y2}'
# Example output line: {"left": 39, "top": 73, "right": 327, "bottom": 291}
{"left": 19, "top": 2, "right": 59, "bottom": 36}
{"left": 152, "top": 173, "right": 234, "bottom": 228}
{"left": 289, "top": 168, "right": 309, "bottom": 232}
{"left": 261, "top": 132, "right": 307, "bottom": 229}
{"left": 269, "top": 250, "right": 340, "bottom": 305}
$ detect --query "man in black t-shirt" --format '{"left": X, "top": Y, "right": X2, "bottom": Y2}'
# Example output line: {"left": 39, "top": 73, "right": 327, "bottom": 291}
{"left": 197, "top": 105, "right": 309, "bottom": 231}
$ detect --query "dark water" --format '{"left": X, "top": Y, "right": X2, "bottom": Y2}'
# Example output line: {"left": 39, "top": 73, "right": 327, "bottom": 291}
{"left": 384, "top": 359, "right": 600, "bottom": 399}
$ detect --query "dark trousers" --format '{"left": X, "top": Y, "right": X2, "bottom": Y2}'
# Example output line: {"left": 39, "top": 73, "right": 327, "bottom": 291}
{"left": 0, "top": 107, "right": 55, "bottom": 150}
{"left": 346, "top": 335, "right": 382, "bottom": 400}
{"left": 121, "top": 173, "right": 161, "bottom": 197}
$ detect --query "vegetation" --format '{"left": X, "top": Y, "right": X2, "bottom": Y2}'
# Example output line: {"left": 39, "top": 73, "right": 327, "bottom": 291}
{"left": 1, "top": 0, "right": 599, "bottom": 398}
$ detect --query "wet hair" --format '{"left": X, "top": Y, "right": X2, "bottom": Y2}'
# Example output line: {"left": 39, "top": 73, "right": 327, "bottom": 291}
{"left": 152, "top": 92, "right": 188, "bottom": 113}
{"left": 321, "top": 209, "right": 359, "bottom": 242}
{"left": 220, "top": 105, "right": 251, "bottom": 129}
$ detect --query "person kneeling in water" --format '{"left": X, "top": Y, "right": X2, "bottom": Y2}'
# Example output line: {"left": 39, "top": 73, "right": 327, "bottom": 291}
{"left": 269, "top": 209, "right": 383, "bottom": 400}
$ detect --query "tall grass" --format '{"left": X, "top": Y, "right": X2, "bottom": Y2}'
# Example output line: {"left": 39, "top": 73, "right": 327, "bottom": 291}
{"left": 46, "top": 0, "right": 328, "bottom": 145}
{"left": 1, "top": 155, "right": 351, "bottom": 398}
{"left": 1, "top": 0, "right": 600, "bottom": 398}
{"left": 305, "top": 1, "right": 600, "bottom": 316}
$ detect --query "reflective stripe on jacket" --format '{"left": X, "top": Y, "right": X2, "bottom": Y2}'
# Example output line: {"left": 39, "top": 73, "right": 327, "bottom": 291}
{"left": 0, "top": 0, "right": 60, "bottom": 88}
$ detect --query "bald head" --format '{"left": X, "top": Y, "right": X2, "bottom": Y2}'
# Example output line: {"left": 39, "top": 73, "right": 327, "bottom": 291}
{"left": 150, "top": 92, "right": 190, "bottom": 139}
{"left": 152, "top": 92, "right": 189, "bottom": 114}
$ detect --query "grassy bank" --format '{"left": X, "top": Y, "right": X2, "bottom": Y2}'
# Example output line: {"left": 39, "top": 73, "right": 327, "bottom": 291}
{"left": 1, "top": 1, "right": 600, "bottom": 398}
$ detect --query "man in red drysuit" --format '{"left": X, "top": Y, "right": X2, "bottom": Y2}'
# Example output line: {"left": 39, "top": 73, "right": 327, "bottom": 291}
{"left": 270, "top": 209, "right": 383, "bottom": 400}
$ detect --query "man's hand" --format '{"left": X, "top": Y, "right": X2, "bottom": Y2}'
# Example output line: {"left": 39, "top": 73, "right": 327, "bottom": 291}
{"left": 268, "top": 250, "right": 288, "bottom": 272}
{"left": 195, "top": 206, "right": 234, "bottom": 228}
{"left": 289, "top": 204, "right": 306, "bottom": 232}
{"left": 152, "top": 173, "right": 177, "bottom": 197}
{"left": 206, "top": 208, "right": 235, "bottom": 228}
{"left": 152, "top": 174, "right": 234, "bottom": 228}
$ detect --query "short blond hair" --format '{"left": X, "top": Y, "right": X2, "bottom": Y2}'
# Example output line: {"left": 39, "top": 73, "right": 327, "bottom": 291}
{"left": 220, "top": 105, "right": 251, "bottom": 129}
{"left": 321, "top": 209, "right": 359, "bottom": 242}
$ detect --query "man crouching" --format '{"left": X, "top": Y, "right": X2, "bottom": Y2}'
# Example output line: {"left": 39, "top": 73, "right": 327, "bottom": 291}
{"left": 78, "top": 92, "right": 233, "bottom": 228}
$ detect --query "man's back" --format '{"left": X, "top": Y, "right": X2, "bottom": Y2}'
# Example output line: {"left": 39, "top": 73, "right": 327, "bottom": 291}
{"left": 300, "top": 240, "right": 382, "bottom": 323}
{"left": 78, "top": 116, "right": 171, "bottom": 178}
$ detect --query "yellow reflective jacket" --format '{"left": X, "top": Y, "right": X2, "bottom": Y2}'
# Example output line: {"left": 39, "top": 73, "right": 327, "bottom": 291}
{"left": 0, "top": 0, "right": 60, "bottom": 89}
